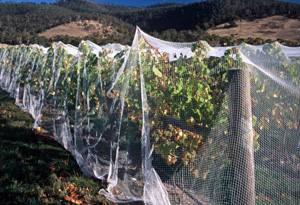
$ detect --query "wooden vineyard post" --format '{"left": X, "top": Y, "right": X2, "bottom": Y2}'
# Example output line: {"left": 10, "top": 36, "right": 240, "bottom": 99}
{"left": 228, "top": 68, "right": 255, "bottom": 205}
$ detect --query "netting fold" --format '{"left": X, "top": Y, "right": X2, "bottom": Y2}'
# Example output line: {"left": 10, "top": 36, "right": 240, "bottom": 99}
{"left": 0, "top": 27, "right": 299, "bottom": 204}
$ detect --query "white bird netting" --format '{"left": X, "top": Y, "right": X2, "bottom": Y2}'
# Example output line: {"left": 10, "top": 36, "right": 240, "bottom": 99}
{"left": 0, "top": 27, "right": 299, "bottom": 204}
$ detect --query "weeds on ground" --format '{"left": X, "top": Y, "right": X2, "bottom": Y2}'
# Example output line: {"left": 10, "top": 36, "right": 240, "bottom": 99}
{"left": 0, "top": 89, "right": 112, "bottom": 204}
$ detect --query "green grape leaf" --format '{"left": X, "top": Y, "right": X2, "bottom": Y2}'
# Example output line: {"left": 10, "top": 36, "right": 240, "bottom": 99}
{"left": 153, "top": 66, "right": 162, "bottom": 78}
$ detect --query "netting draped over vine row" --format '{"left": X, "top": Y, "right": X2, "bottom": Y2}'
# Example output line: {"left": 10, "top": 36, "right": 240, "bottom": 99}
{"left": 0, "top": 27, "right": 300, "bottom": 204}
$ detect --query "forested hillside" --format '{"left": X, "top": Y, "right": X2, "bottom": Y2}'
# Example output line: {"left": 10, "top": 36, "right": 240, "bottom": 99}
{"left": 0, "top": 0, "right": 299, "bottom": 47}
{"left": 113, "top": 0, "right": 300, "bottom": 32}
{"left": 54, "top": 0, "right": 142, "bottom": 13}
{"left": 52, "top": 0, "right": 300, "bottom": 32}
{"left": 0, "top": 2, "right": 134, "bottom": 46}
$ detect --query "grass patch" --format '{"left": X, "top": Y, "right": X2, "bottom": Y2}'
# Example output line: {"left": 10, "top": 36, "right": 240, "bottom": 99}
{"left": 0, "top": 88, "right": 112, "bottom": 204}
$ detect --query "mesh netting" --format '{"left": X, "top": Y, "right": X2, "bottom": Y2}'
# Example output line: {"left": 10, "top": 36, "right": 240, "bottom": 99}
{"left": 0, "top": 27, "right": 299, "bottom": 204}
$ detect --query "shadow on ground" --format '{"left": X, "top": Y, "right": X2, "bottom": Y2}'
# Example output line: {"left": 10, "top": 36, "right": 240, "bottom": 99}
{"left": 0, "top": 89, "right": 111, "bottom": 204}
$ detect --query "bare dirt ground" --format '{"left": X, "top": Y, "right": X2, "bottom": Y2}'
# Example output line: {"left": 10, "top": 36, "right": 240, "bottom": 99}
{"left": 207, "top": 16, "right": 300, "bottom": 42}
{"left": 0, "top": 43, "right": 9, "bottom": 47}
{"left": 39, "top": 20, "right": 119, "bottom": 39}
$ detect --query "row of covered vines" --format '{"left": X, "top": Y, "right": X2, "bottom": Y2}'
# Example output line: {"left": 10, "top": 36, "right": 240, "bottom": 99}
{"left": 0, "top": 38, "right": 299, "bottom": 204}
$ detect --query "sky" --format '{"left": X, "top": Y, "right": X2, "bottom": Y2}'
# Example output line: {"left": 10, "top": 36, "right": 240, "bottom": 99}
{"left": 1, "top": 0, "right": 203, "bottom": 6}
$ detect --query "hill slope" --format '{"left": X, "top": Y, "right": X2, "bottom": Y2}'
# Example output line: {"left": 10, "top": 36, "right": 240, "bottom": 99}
{"left": 39, "top": 20, "right": 118, "bottom": 39}
{"left": 113, "top": 0, "right": 300, "bottom": 32}
{"left": 1, "top": 0, "right": 300, "bottom": 46}
{"left": 207, "top": 16, "right": 300, "bottom": 42}
{"left": 38, "top": 19, "right": 135, "bottom": 45}
{"left": 0, "top": 3, "right": 77, "bottom": 34}
{"left": 0, "top": 1, "right": 134, "bottom": 46}
{"left": 54, "top": 0, "right": 142, "bottom": 13}
{"left": 54, "top": 0, "right": 300, "bottom": 33}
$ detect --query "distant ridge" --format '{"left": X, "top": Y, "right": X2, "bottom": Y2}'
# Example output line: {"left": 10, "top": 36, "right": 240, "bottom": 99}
{"left": 277, "top": 0, "right": 299, "bottom": 3}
